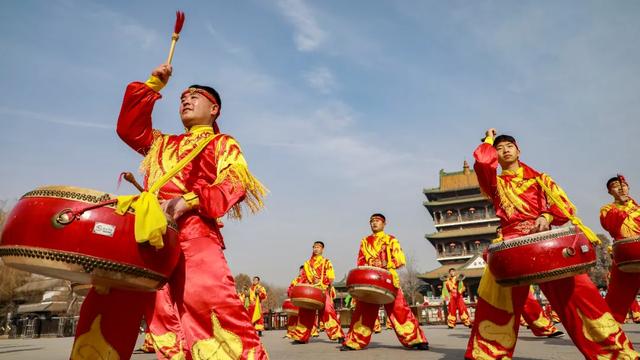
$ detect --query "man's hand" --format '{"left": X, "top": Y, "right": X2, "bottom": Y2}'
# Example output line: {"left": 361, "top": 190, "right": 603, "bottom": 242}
{"left": 151, "top": 64, "right": 173, "bottom": 85}
{"left": 160, "top": 196, "right": 190, "bottom": 221}
{"left": 373, "top": 259, "right": 383, "bottom": 267}
{"left": 485, "top": 128, "right": 497, "bottom": 139}
{"left": 531, "top": 215, "right": 551, "bottom": 233}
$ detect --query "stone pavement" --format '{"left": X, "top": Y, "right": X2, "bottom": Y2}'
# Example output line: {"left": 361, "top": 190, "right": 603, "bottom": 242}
{"left": 1, "top": 324, "right": 639, "bottom": 359}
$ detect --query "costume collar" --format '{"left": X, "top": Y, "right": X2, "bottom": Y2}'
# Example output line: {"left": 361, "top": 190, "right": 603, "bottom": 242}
{"left": 500, "top": 165, "right": 523, "bottom": 178}
{"left": 187, "top": 125, "right": 215, "bottom": 135}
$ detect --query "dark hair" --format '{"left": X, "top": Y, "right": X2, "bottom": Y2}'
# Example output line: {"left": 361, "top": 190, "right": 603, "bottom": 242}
{"left": 189, "top": 84, "right": 222, "bottom": 109}
{"left": 253, "top": 276, "right": 260, "bottom": 281}
{"left": 493, "top": 134, "right": 517, "bottom": 148}
{"left": 299, "top": 265, "right": 304, "bottom": 270}
{"left": 448, "top": 268, "right": 456, "bottom": 272}
{"left": 370, "top": 213, "right": 386, "bottom": 221}
{"left": 606, "top": 176, "right": 624, "bottom": 190}
{"left": 314, "top": 241, "right": 325, "bottom": 248}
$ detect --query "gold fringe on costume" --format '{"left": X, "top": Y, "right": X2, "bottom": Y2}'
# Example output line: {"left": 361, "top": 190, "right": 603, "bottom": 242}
{"left": 214, "top": 163, "right": 267, "bottom": 220}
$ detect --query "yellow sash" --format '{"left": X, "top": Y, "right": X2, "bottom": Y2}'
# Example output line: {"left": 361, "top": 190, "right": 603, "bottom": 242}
{"left": 116, "top": 133, "right": 218, "bottom": 249}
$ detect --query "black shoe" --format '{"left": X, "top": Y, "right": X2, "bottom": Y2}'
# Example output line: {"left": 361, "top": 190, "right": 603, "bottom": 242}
{"left": 337, "top": 337, "right": 345, "bottom": 343}
{"left": 292, "top": 340, "right": 306, "bottom": 345}
{"left": 411, "top": 343, "right": 430, "bottom": 351}
{"left": 340, "top": 344, "right": 357, "bottom": 351}
{"left": 258, "top": 331, "right": 263, "bottom": 337}
{"left": 547, "top": 330, "right": 564, "bottom": 338}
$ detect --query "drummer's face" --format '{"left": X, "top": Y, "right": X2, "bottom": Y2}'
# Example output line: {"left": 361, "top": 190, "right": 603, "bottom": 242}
{"left": 312, "top": 243, "right": 324, "bottom": 255}
{"left": 179, "top": 92, "right": 219, "bottom": 129}
{"left": 609, "top": 181, "right": 630, "bottom": 202}
{"left": 370, "top": 218, "right": 385, "bottom": 232}
{"left": 495, "top": 142, "right": 520, "bottom": 166}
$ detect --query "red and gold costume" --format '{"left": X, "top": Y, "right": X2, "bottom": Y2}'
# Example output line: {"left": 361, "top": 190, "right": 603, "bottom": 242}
{"left": 442, "top": 275, "right": 471, "bottom": 328}
{"left": 343, "top": 232, "right": 428, "bottom": 350}
{"left": 248, "top": 283, "right": 267, "bottom": 332}
{"left": 289, "top": 254, "right": 344, "bottom": 343}
{"left": 629, "top": 300, "right": 640, "bottom": 323}
{"left": 285, "top": 271, "right": 303, "bottom": 339}
{"left": 71, "top": 77, "right": 268, "bottom": 359}
{"left": 521, "top": 287, "right": 560, "bottom": 337}
{"left": 601, "top": 196, "right": 640, "bottom": 323}
{"left": 465, "top": 139, "right": 636, "bottom": 359}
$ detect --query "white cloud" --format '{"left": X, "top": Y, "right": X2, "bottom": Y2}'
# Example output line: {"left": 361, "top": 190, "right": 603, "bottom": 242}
{"left": 276, "top": 0, "right": 326, "bottom": 51}
{"left": 0, "top": 106, "right": 111, "bottom": 130}
{"left": 303, "top": 66, "right": 337, "bottom": 94}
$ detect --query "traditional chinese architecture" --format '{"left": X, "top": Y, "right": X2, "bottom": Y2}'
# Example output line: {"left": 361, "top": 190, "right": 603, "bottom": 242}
{"left": 418, "top": 161, "right": 500, "bottom": 301}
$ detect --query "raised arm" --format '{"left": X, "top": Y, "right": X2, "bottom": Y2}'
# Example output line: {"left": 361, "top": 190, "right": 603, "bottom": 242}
{"left": 116, "top": 65, "right": 171, "bottom": 155}
{"left": 473, "top": 129, "right": 499, "bottom": 199}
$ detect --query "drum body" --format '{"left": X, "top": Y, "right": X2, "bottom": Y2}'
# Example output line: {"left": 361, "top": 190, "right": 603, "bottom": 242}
{"left": 346, "top": 266, "right": 397, "bottom": 305}
{"left": 290, "top": 284, "right": 325, "bottom": 310}
{"left": 613, "top": 237, "right": 640, "bottom": 272}
{"left": 0, "top": 186, "right": 180, "bottom": 291}
{"left": 282, "top": 298, "right": 299, "bottom": 316}
{"left": 488, "top": 227, "right": 596, "bottom": 286}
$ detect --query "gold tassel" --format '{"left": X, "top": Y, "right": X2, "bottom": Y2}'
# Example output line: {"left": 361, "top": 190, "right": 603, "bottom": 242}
{"left": 214, "top": 163, "right": 267, "bottom": 220}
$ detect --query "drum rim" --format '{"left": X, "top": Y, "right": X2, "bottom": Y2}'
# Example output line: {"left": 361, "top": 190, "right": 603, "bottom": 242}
{"left": 488, "top": 226, "right": 580, "bottom": 253}
{"left": 0, "top": 245, "right": 168, "bottom": 285}
{"left": 291, "top": 297, "right": 324, "bottom": 309}
{"left": 350, "top": 265, "right": 392, "bottom": 274}
{"left": 494, "top": 260, "right": 595, "bottom": 286}
{"left": 23, "top": 185, "right": 114, "bottom": 203}
{"left": 613, "top": 236, "right": 640, "bottom": 247}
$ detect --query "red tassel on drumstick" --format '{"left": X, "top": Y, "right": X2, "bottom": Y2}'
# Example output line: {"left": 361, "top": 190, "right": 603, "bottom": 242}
{"left": 167, "top": 11, "right": 185, "bottom": 64}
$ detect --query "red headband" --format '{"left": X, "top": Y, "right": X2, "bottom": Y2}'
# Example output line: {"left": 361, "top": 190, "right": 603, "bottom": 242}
{"left": 181, "top": 88, "right": 219, "bottom": 106}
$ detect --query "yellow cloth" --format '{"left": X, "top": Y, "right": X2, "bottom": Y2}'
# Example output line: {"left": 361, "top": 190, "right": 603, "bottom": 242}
{"left": 116, "top": 132, "right": 217, "bottom": 249}
{"left": 477, "top": 267, "right": 513, "bottom": 313}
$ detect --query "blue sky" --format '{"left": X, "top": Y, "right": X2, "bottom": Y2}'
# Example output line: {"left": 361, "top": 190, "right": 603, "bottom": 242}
{"left": 1, "top": 0, "right": 639, "bottom": 286}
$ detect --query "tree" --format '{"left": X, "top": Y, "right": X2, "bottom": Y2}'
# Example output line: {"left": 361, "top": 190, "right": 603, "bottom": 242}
{"left": 399, "top": 256, "right": 424, "bottom": 306}
{"left": 0, "top": 202, "right": 29, "bottom": 309}
{"left": 588, "top": 234, "right": 613, "bottom": 289}
{"left": 234, "top": 273, "right": 252, "bottom": 293}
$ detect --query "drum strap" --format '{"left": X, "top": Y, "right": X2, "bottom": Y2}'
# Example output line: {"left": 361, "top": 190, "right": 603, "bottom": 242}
{"left": 116, "top": 134, "right": 219, "bottom": 249}
{"left": 535, "top": 177, "right": 600, "bottom": 245}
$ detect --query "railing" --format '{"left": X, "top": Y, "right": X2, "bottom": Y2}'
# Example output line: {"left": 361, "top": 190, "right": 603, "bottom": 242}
{"left": 435, "top": 213, "right": 493, "bottom": 225}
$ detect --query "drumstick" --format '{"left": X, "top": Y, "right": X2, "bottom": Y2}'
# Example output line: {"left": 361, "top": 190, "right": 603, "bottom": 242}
{"left": 167, "top": 11, "right": 185, "bottom": 65}
{"left": 121, "top": 172, "right": 145, "bottom": 192}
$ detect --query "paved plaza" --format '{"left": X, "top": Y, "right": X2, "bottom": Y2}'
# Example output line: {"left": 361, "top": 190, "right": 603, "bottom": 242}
{"left": 2, "top": 323, "right": 640, "bottom": 359}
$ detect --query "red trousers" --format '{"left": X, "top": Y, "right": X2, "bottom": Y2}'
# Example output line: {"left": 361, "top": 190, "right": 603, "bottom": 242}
{"left": 446, "top": 294, "right": 471, "bottom": 328}
{"left": 606, "top": 263, "right": 640, "bottom": 323}
{"left": 71, "top": 237, "right": 269, "bottom": 360}
{"left": 344, "top": 288, "right": 427, "bottom": 349}
{"left": 290, "top": 291, "right": 344, "bottom": 343}
{"left": 522, "top": 291, "right": 558, "bottom": 336}
{"left": 466, "top": 274, "right": 637, "bottom": 359}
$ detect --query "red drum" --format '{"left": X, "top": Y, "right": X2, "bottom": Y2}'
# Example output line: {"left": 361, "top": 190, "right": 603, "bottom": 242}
{"left": 346, "top": 266, "right": 397, "bottom": 305}
{"left": 290, "top": 284, "right": 325, "bottom": 310}
{"left": 613, "top": 236, "right": 640, "bottom": 272}
{"left": 0, "top": 185, "right": 180, "bottom": 291}
{"left": 488, "top": 226, "right": 596, "bottom": 286}
{"left": 282, "top": 298, "right": 299, "bottom": 316}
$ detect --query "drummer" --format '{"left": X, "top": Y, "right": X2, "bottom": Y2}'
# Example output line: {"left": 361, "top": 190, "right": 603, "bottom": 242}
{"left": 248, "top": 276, "right": 268, "bottom": 336}
{"left": 70, "top": 64, "right": 269, "bottom": 359}
{"left": 441, "top": 268, "right": 472, "bottom": 328}
{"left": 465, "top": 129, "right": 636, "bottom": 359}
{"left": 600, "top": 174, "right": 640, "bottom": 323}
{"left": 341, "top": 214, "right": 429, "bottom": 351}
{"left": 289, "top": 241, "right": 344, "bottom": 344}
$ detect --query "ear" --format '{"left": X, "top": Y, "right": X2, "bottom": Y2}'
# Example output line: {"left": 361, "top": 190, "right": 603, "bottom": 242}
{"left": 209, "top": 104, "right": 219, "bottom": 118}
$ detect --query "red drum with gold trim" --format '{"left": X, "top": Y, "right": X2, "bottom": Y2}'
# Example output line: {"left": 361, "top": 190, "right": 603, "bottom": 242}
{"left": 613, "top": 236, "right": 640, "bottom": 272}
{"left": 346, "top": 266, "right": 397, "bottom": 305}
{"left": 290, "top": 284, "right": 325, "bottom": 310}
{"left": 487, "top": 227, "right": 596, "bottom": 286}
{"left": 282, "top": 298, "right": 299, "bottom": 316}
{"left": 0, "top": 185, "right": 180, "bottom": 291}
